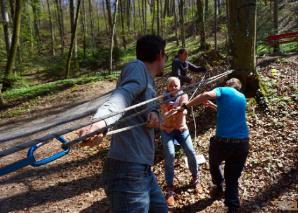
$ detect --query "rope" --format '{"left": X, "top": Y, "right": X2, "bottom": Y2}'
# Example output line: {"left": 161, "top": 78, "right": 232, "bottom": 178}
{"left": 0, "top": 70, "right": 233, "bottom": 158}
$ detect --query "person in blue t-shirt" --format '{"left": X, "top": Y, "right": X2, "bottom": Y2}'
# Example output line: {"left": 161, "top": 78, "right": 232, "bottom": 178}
{"left": 180, "top": 78, "right": 249, "bottom": 213}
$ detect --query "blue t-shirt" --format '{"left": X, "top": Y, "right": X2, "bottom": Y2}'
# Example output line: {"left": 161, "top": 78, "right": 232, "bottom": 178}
{"left": 213, "top": 87, "right": 249, "bottom": 139}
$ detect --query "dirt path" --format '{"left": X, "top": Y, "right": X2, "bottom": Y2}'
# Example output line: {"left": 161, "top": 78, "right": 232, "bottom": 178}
{"left": 0, "top": 55, "right": 297, "bottom": 213}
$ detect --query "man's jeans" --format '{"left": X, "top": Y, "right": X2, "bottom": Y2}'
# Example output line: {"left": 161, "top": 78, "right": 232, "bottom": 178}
{"left": 161, "top": 129, "right": 198, "bottom": 186}
{"left": 101, "top": 158, "right": 168, "bottom": 213}
{"left": 209, "top": 136, "right": 249, "bottom": 208}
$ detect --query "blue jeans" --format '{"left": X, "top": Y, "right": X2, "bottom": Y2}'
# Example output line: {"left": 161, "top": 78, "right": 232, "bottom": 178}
{"left": 101, "top": 158, "right": 168, "bottom": 213}
{"left": 161, "top": 129, "right": 198, "bottom": 186}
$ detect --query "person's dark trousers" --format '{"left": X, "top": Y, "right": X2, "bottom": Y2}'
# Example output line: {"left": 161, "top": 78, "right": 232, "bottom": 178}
{"left": 209, "top": 136, "right": 249, "bottom": 208}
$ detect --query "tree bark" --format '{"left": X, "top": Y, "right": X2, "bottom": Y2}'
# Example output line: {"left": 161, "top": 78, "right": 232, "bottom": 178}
{"left": 65, "top": 0, "right": 81, "bottom": 79}
{"left": 88, "top": 0, "right": 96, "bottom": 55}
{"left": 46, "top": 0, "right": 55, "bottom": 56}
{"left": 2, "top": 0, "right": 22, "bottom": 90}
{"left": 156, "top": 0, "right": 160, "bottom": 35}
{"left": 80, "top": 0, "right": 87, "bottom": 58}
{"left": 214, "top": 0, "right": 217, "bottom": 50}
{"left": 228, "top": 0, "right": 257, "bottom": 95}
{"left": 179, "top": 0, "right": 185, "bottom": 47}
{"left": 55, "top": 0, "right": 64, "bottom": 55}
{"left": 197, "top": 0, "right": 207, "bottom": 49}
{"left": 173, "top": 0, "right": 179, "bottom": 46}
{"left": 119, "top": 0, "right": 127, "bottom": 49}
{"left": 0, "top": 0, "right": 12, "bottom": 57}
{"left": 109, "top": 0, "right": 119, "bottom": 74}
{"left": 273, "top": 0, "right": 279, "bottom": 53}
{"left": 31, "top": 0, "right": 41, "bottom": 51}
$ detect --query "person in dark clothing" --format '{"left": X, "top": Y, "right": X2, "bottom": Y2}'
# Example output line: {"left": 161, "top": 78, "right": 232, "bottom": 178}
{"left": 171, "top": 48, "right": 207, "bottom": 85}
{"left": 180, "top": 78, "right": 249, "bottom": 213}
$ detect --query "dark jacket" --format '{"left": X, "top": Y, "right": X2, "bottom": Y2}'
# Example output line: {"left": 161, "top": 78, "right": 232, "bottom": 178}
{"left": 171, "top": 58, "right": 206, "bottom": 85}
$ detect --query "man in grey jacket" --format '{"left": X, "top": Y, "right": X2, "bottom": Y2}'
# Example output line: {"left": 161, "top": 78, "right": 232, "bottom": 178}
{"left": 79, "top": 35, "right": 168, "bottom": 212}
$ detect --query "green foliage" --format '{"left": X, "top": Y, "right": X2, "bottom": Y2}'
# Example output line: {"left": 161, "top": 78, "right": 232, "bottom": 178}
{"left": 3, "top": 74, "right": 118, "bottom": 101}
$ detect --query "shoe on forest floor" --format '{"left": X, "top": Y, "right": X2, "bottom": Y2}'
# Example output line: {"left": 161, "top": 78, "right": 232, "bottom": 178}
{"left": 165, "top": 186, "right": 175, "bottom": 207}
{"left": 190, "top": 176, "right": 203, "bottom": 193}
{"left": 209, "top": 184, "right": 224, "bottom": 199}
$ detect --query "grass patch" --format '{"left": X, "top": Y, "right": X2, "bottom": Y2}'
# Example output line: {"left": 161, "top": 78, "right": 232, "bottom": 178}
{"left": 3, "top": 73, "right": 118, "bottom": 102}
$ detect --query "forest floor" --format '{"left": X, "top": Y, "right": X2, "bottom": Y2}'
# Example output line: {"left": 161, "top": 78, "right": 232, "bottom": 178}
{"left": 0, "top": 53, "right": 297, "bottom": 213}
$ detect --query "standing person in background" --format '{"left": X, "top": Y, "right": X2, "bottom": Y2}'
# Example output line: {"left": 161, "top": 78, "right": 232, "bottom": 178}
{"left": 171, "top": 48, "right": 207, "bottom": 85}
{"left": 78, "top": 35, "right": 168, "bottom": 213}
{"left": 180, "top": 78, "right": 249, "bottom": 213}
{"left": 160, "top": 77, "right": 201, "bottom": 207}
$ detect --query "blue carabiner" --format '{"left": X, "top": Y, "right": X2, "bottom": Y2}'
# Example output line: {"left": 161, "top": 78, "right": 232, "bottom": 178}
{"left": 28, "top": 136, "right": 70, "bottom": 167}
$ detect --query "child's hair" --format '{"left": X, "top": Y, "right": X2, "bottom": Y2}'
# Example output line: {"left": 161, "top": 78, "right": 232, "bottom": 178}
{"left": 174, "top": 48, "right": 187, "bottom": 59}
{"left": 167, "top": 76, "right": 181, "bottom": 86}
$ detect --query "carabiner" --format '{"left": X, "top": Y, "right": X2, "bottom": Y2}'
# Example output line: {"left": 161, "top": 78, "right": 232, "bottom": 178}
{"left": 28, "top": 136, "right": 70, "bottom": 167}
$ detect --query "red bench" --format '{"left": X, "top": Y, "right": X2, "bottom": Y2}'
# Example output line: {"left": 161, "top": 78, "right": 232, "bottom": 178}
{"left": 266, "top": 32, "right": 298, "bottom": 46}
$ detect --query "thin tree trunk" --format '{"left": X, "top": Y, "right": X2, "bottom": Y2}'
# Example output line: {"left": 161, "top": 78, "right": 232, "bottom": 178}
{"left": 80, "top": 0, "right": 87, "bottom": 58}
{"left": 3, "top": 0, "right": 22, "bottom": 90}
{"left": 151, "top": 0, "right": 155, "bottom": 34}
{"left": 119, "top": 0, "right": 126, "bottom": 49}
{"left": 102, "top": 0, "right": 108, "bottom": 34}
{"left": 55, "top": 0, "right": 64, "bottom": 54}
{"left": 65, "top": 0, "right": 81, "bottom": 79}
{"left": 273, "top": 0, "right": 279, "bottom": 53}
{"left": 205, "top": 0, "right": 208, "bottom": 19}
{"left": 173, "top": 0, "right": 179, "bottom": 46}
{"left": 109, "top": 0, "right": 119, "bottom": 74}
{"left": 214, "top": 0, "right": 217, "bottom": 50}
{"left": 142, "top": 0, "right": 147, "bottom": 33}
{"left": 31, "top": 0, "right": 41, "bottom": 51}
{"left": 1, "top": 0, "right": 12, "bottom": 57}
{"left": 197, "top": 0, "right": 207, "bottom": 49}
{"left": 88, "top": 0, "right": 96, "bottom": 55}
{"left": 179, "top": 0, "right": 185, "bottom": 47}
{"left": 156, "top": 0, "right": 160, "bottom": 35}
{"left": 46, "top": 0, "right": 55, "bottom": 56}
{"left": 25, "top": 1, "right": 34, "bottom": 53}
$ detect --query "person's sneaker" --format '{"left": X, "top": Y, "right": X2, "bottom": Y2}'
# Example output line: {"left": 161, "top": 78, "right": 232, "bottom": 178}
{"left": 165, "top": 186, "right": 175, "bottom": 207}
{"left": 209, "top": 184, "right": 224, "bottom": 199}
{"left": 190, "top": 176, "right": 203, "bottom": 193}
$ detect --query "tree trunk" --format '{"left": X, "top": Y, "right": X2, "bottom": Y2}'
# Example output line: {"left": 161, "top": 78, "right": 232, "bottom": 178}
{"left": 109, "top": 0, "right": 119, "bottom": 74}
{"left": 65, "top": 0, "right": 81, "bottom": 79}
{"left": 46, "top": 0, "right": 55, "bottom": 56}
{"left": 214, "top": 0, "right": 217, "bottom": 50}
{"left": 156, "top": 0, "right": 160, "bottom": 35}
{"left": 2, "top": 0, "right": 22, "bottom": 90}
{"left": 228, "top": 0, "right": 257, "bottom": 95}
{"left": 105, "top": 0, "right": 117, "bottom": 48}
{"left": 0, "top": 0, "right": 12, "bottom": 57}
{"left": 31, "top": 0, "right": 41, "bottom": 51}
{"left": 151, "top": 0, "right": 155, "bottom": 34}
{"left": 80, "top": 0, "right": 87, "bottom": 58}
{"left": 55, "top": 0, "right": 64, "bottom": 55}
{"left": 119, "top": 0, "right": 127, "bottom": 49}
{"left": 173, "top": 0, "right": 179, "bottom": 46}
{"left": 179, "top": 0, "right": 185, "bottom": 47}
{"left": 88, "top": 0, "right": 96, "bottom": 55}
{"left": 102, "top": 0, "right": 108, "bottom": 34}
{"left": 197, "top": 0, "right": 207, "bottom": 49}
{"left": 142, "top": 0, "right": 147, "bottom": 33}
{"left": 205, "top": 0, "right": 208, "bottom": 18}
{"left": 273, "top": 0, "right": 279, "bottom": 53}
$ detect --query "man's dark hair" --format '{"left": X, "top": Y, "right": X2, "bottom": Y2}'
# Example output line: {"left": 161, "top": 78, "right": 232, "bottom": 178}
{"left": 136, "top": 35, "right": 166, "bottom": 63}
{"left": 174, "top": 48, "right": 186, "bottom": 59}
